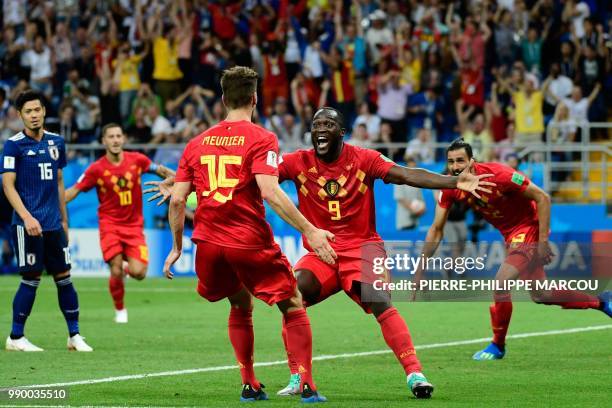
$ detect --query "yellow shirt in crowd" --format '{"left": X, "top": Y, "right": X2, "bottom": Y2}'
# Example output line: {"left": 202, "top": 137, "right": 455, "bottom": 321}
{"left": 513, "top": 91, "right": 544, "bottom": 134}
{"left": 113, "top": 55, "right": 144, "bottom": 92}
{"left": 153, "top": 37, "right": 183, "bottom": 81}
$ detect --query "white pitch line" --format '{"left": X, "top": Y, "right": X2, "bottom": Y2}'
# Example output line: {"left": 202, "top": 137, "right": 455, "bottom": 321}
{"left": 6, "top": 324, "right": 610, "bottom": 390}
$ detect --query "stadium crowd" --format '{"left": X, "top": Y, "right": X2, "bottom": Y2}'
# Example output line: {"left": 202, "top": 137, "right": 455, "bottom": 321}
{"left": 0, "top": 0, "right": 610, "bottom": 162}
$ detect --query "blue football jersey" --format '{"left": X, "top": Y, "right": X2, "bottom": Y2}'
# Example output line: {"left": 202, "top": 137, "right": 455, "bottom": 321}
{"left": 1, "top": 131, "right": 67, "bottom": 231}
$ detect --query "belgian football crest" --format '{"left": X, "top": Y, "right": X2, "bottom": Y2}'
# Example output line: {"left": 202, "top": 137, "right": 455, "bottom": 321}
{"left": 324, "top": 179, "right": 340, "bottom": 197}
{"left": 118, "top": 176, "right": 127, "bottom": 188}
{"left": 49, "top": 146, "right": 59, "bottom": 160}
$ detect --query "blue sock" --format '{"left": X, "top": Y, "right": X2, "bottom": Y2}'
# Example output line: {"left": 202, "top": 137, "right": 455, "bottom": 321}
{"left": 54, "top": 276, "right": 80, "bottom": 337}
{"left": 11, "top": 278, "right": 40, "bottom": 339}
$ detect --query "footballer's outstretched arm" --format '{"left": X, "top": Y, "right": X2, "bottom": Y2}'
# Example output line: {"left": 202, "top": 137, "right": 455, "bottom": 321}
{"left": 255, "top": 173, "right": 337, "bottom": 265}
{"left": 2, "top": 172, "right": 42, "bottom": 236}
{"left": 164, "top": 180, "right": 192, "bottom": 279}
{"left": 64, "top": 185, "right": 81, "bottom": 203}
{"left": 384, "top": 164, "right": 495, "bottom": 198}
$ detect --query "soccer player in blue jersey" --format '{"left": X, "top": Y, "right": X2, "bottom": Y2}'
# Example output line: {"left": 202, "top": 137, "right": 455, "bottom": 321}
{"left": 1, "top": 90, "right": 92, "bottom": 352}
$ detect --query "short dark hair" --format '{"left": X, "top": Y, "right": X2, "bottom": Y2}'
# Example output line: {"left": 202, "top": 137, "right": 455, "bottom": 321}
{"left": 15, "top": 90, "right": 45, "bottom": 112}
{"left": 313, "top": 107, "right": 345, "bottom": 128}
{"left": 220, "top": 66, "right": 259, "bottom": 109}
{"left": 101, "top": 122, "right": 123, "bottom": 138}
{"left": 446, "top": 137, "right": 473, "bottom": 159}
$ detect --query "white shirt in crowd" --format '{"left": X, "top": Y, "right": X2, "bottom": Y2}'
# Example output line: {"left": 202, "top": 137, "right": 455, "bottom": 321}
{"left": 151, "top": 115, "right": 173, "bottom": 136}
{"left": 572, "top": 2, "right": 590, "bottom": 39}
{"left": 562, "top": 97, "right": 589, "bottom": 123}
{"left": 353, "top": 114, "right": 382, "bottom": 141}
{"left": 545, "top": 75, "right": 573, "bottom": 106}
{"left": 24, "top": 47, "right": 52, "bottom": 81}
{"left": 303, "top": 45, "right": 323, "bottom": 78}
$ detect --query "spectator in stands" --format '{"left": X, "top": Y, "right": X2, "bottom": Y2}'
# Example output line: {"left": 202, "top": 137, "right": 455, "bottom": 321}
{"left": 377, "top": 68, "right": 411, "bottom": 159}
{"left": 407, "top": 86, "right": 442, "bottom": 141}
{"left": 335, "top": 0, "right": 367, "bottom": 104}
{"left": 262, "top": 40, "right": 289, "bottom": 114}
{"left": 347, "top": 123, "right": 370, "bottom": 148}
{"left": 71, "top": 80, "right": 100, "bottom": 143}
{"left": 493, "top": 8, "right": 517, "bottom": 68}
{"left": 521, "top": 24, "right": 550, "bottom": 75}
{"left": 131, "top": 83, "right": 163, "bottom": 125}
{"left": 58, "top": 103, "right": 78, "bottom": 143}
{"left": 543, "top": 63, "right": 573, "bottom": 116}
{"left": 353, "top": 101, "right": 381, "bottom": 143}
{"left": 513, "top": 74, "right": 544, "bottom": 147}
{"left": 366, "top": 10, "right": 393, "bottom": 65}
{"left": 148, "top": 104, "right": 173, "bottom": 144}
{"left": 394, "top": 156, "right": 426, "bottom": 231}
{"left": 24, "top": 35, "right": 54, "bottom": 100}
{"left": 459, "top": 104, "right": 494, "bottom": 162}
{"left": 319, "top": 45, "right": 357, "bottom": 128}
{"left": 126, "top": 106, "right": 152, "bottom": 144}
{"left": 495, "top": 122, "right": 517, "bottom": 163}
{"left": 558, "top": 83, "right": 601, "bottom": 134}
{"left": 149, "top": 9, "right": 184, "bottom": 105}
{"left": 113, "top": 41, "right": 149, "bottom": 126}
{"left": 404, "top": 128, "right": 435, "bottom": 164}
{"left": 506, "top": 153, "right": 520, "bottom": 170}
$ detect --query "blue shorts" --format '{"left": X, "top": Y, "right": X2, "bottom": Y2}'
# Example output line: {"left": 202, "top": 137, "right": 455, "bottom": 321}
{"left": 11, "top": 227, "right": 71, "bottom": 275}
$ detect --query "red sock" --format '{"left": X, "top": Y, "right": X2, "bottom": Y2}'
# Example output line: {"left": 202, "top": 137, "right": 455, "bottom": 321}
{"left": 109, "top": 276, "right": 125, "bottom": 310}
{"left": 491, "top": 293, "right": 513, "bottom": 347}
{"left": 281, "top": 316, "right": 299, "bottom": 374}
{"left": 284, "top": 309, "right": 314, "bottom": 391}
{"left": 228, "top": 307, "right": 260, "bottom": 389}
{"left": 377, "top": 307, "right": 422, "bottom": 375}
{"left": 542, "top": 290, "right": 600, "bottom": 309}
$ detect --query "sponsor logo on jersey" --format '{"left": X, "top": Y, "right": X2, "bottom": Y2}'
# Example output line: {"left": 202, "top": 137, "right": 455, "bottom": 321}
{"left": 266, "top": 151, "right": 278, "bottom": 168}
{"left": 511, "top": 172, "right": 525, "bottom": 186}
{"left": 49, "top": 146, "right": 59, "bottom": 160}
{"left": 324, "top": 179, "right": 340, "bottom": 197}
{"left": 27, "top": 150, "right": 36, "bottom": 156}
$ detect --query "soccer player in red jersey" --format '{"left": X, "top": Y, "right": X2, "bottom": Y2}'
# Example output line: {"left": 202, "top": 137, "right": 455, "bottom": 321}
{"left": 416, "top": 138, "right": 612, "bottom": 361}
{"left": 163, "top": 66, "right": 335, "bottom": 403}
{"left": 274, "top": 108, "right": 496, "bottom": 399}
{"left": 65, "top": 123, "right": 174, "bottom": 323}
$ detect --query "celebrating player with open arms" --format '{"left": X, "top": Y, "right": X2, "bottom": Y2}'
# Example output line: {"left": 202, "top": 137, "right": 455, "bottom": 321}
{"left": 2, "top": 90, "right": 92, "bottom": 352}
{"left": 414, "top": 138, "right": 612, "bottom": 361}
{"left": 162, "top": 66, "right": 334, "bottom": 403}
{"left": 65, "top": 123, "right": 175, "bottom": 323}
{"left": 147, "top": 106, "right": 495, "bottom": 399}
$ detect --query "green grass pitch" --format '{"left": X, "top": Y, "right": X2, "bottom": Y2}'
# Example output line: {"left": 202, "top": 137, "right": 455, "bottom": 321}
{"left": 1, "top": 276, "right": 610, "bottom": 407}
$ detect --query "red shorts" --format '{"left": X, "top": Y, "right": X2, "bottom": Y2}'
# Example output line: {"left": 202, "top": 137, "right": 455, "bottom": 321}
{"left": 294, "top": 243, "right": 388, "bottom": 313}
{"left": 505, "top": 224, "right": 545, "bottom": 280}
{"left": 194, "top": 241, "right": 296, "bottom": 305}
{"left": 99, "top": 224, "right": 148, "bottom": 264}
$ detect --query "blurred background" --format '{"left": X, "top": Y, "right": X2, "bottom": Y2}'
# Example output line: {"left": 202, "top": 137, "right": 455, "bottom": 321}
{"left": 0, "top": 0, "right": 610, "bottom": 276}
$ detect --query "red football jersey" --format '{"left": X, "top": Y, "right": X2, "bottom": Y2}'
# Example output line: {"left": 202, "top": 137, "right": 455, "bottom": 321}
{"left": 438, "top": 162, "right": 538, "bottom": 241}
{"left": 279, "top": 144, "right": 395, "bottom": 251}
{"left": 175, "top": 120, "right": 279, "bottom": 249}
{"left": 75, "top": 151, "right": 151, "bottom": 227}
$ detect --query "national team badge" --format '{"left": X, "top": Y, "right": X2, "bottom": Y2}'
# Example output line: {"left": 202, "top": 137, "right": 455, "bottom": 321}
{"left": 49, "top": 146, "right": 59, "bottom": 160}
{"left": 324, "top": 179, "right": 340, "bottom": 197}
{"left": 118, "top": 177, "right": 127, "bottom": 188}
